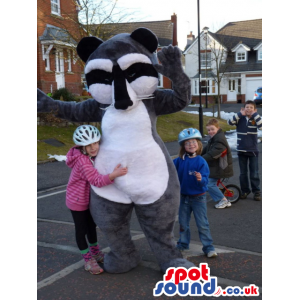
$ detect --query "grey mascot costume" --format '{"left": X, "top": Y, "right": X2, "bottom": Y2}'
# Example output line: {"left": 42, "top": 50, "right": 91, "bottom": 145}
{"left": 37, "top": 28, "right": 195, "bottom": 273}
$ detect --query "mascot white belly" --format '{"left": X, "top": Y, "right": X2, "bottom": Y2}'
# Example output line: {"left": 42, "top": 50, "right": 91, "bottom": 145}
{"left": 91, "top": 101, "right": 169, "bottom": 204}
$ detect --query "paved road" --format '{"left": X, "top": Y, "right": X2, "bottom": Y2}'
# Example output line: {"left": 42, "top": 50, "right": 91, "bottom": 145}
{"left": 37, "top": 126, "right": 262, "bottom": 299}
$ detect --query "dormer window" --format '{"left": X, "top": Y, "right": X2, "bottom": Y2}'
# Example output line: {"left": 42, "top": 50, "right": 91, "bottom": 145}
{"left": 258, "top": 49, "right": 262, "bottom": 61}
{"left": 237, "top": 52, "right": 246, "bottom": 61}
{"left": 232, "top": 43, "right": 250, "bottom": 63}
{"left": 253, "top": 42, "right": 262, "bottom": 62}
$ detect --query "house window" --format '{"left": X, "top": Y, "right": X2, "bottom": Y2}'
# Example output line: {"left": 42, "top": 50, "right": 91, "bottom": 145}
{"left": 43, "top": 45, "right": 51, "bottom": 71}
{"left": 193, "top": 79, "right": 216, "bottom": 95}
{"left": 200, "top": 52, "right": 211, "bottom": 68}
{"left": 236, "top": 52, "right": 246, "bottom": 62}
{"left": 67, "top": 50, "right": 72, "bottom": 72}
{"left": 51, "top": 0, "right": 61, "bottom": 15}
{"left": 55, "top": 50, "right": 64, "bottom": 72}
{"left": 212, "top": 80, "right": 215, "bottom": 94}
{"left": 201, "top": 80, "right": 211, "bottom": 94}
{"left": 194, "top": 80, "right": 199, "bottom": 95}
{"left": 229, "top": 80, "right": 235, "bottom": 91}
{"left": 258, "top": 49, "right": 262, "bottom": 61}
{"left": 238, "top": 79, "right": 241, "bottom": 93}
{"left": 157, "top": 73, "right": 163, "bottom": 88}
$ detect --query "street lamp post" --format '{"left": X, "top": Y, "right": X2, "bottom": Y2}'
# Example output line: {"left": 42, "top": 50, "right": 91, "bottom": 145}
{"left": 203, "top": 26, "right": 209, "bottom": 108}
{"left": 197, "top": 0, "right": 203, "bottom": 136}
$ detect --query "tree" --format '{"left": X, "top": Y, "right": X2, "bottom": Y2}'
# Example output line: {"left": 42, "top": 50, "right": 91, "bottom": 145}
{"left": 203, "top": 31, "right": 235, "bottom": 118}
{"left": 77, "top": 0, "right": 139, "bottom": 40}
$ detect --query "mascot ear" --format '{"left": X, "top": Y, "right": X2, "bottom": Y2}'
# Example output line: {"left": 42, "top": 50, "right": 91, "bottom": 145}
{"left": 130, "top": 28, "right": 158, "bottom": 53}
{"left": 77, "top": 36, "right": 104, "bottom": 63}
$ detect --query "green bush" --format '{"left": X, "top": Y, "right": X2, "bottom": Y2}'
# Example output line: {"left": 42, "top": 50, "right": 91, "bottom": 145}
{"left": 52, "top": 88, "right": 76, "bottom": 101}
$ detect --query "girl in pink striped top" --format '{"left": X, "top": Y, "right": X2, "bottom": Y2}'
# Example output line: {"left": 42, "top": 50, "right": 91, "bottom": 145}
{"left": 66, "top": 125, "right": 127, "bottom": 275}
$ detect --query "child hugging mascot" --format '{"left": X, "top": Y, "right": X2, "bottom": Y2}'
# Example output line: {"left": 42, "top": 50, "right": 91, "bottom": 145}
{"left": 37, "top": 28, "right": 195, "bottom": 273}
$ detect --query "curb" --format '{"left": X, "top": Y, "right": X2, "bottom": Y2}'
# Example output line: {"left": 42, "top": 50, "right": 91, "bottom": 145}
{"left": 37, "top": 159, "right": 56, "bottom": 165}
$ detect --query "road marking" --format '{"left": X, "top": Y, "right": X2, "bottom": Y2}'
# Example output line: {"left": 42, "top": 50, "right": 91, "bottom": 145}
{"left": 37, "top": 242, "right": 79, "bottom": 254}
{"left": 37, "top": 190, "right": 66, "bottom": 199}
{"left": 37, "top": 185, "right": 67, "bottom": 194}
{"left": 37, "top": 260, "right": 84, "bottom": 290}
{"left": 37, "top": 218, "right": 74, "bottom": 225}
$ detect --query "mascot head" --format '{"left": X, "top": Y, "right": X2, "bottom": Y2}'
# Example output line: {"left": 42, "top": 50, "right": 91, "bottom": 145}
{"left": 77, "top": 28, "right": 159, "bottom": 110}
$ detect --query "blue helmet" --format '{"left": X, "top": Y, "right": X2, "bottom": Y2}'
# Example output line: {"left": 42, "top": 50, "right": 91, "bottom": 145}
{"left": 178, "top": 128, "right": 202, "bottom": 145}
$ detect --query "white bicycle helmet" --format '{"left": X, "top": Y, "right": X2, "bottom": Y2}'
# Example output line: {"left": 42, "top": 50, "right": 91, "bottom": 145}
{"left": 178, "top": 128, "right": 202, "bottom": 145}
{"left": 73, "top": 125, "right": 101, "bottom": 146}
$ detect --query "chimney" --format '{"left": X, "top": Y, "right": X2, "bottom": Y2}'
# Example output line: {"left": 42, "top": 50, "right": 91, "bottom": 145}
{"left": 187, "top": 31, "right": 195, "bottom": 47}
{"left": 171, "top": 13, "right": 178, "bottom": 46}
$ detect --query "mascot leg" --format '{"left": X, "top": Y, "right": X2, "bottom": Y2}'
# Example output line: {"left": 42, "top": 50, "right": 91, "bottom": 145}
{"left": 90, "top": 189, "right": 141, "bottom": 273}
{"left": 135, "top": 196, "right": 195, "bottom": 273}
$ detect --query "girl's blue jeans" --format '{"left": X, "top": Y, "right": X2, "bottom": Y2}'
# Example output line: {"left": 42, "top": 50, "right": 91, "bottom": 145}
{"left": 177, "top": 193, "right": 215, "bottom": 254}
{"left": 207, "top": 178, "right": 225, "bottom": 202}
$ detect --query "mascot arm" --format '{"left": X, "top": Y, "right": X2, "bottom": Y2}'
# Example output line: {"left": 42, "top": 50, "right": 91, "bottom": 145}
{"left": 153, "top": 45, "right": 191, "bottom": 115}
{"left": 37, "top": 88, "right": 103, "bottom": 122}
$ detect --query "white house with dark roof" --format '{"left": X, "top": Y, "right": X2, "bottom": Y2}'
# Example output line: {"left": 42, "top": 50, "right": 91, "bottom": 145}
{"left": 183, "top": 19, "right": 262, "bottom": 104}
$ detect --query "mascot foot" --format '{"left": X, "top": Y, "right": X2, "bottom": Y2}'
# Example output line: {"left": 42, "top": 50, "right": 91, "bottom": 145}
{"left": 160, "top": 258, "right": 195, "bottom": 273}
{"left": 103, "top": 249, "right": 142, "bottom": 274}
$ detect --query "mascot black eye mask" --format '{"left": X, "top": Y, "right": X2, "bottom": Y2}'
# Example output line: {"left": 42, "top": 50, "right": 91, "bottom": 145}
{"left": 78, "top": 30, "right": 160, "bottom": 110}
{"left": 37, "top": 27, "right": 195, "bottom": 273}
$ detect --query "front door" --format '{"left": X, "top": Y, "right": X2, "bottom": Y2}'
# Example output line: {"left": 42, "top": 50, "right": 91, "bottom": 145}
{"left": 227, "top": 79, "right": 236, "bottom": 101}
{"left": 55, "top": 49, "right": 65, "bottom": 89}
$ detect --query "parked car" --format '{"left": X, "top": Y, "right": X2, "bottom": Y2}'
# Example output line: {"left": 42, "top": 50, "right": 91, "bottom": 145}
{"left": 253, "top": 87, "right": 262, "bottom": 105}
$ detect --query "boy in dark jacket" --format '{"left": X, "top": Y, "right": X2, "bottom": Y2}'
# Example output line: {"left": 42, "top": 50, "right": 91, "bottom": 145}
{"left": 228, "top": 100, "right": 262, "bottom": 201}
{"left": 202, "top": 118, "right": 234, "bottom": 209}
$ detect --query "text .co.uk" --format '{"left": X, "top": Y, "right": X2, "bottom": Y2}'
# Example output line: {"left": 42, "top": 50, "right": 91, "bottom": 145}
{"left": 153, "top": 263, "right": 259, "bottom": 297}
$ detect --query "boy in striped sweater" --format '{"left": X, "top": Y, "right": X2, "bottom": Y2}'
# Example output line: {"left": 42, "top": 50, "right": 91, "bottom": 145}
{"left": 228, "top": 100, "right": 262, "bottom": 201}
{"left": 66, "top": 125, "right": 128, "bottom": 274}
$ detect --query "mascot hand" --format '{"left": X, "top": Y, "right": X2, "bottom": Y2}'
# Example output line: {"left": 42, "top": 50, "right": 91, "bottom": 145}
{"left": 37, "top": 88, "right": 57, "bottom": 112}
{"left": 154, "top": 45, "right": 184, "bottom": 82}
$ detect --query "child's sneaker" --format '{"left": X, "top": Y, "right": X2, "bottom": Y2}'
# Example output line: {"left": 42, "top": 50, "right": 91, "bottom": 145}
{"left": 240, "top": 192, "right": 250, "bottom": 199}
{"left": 93, "top": 251, "right": 105, "bottom": 263}
{"left": 84, "top": 257, "right": 104, "bottom": 275}
{"left": 207, "top": 251, "right": 218, "bottom": 258}
{"left": 214, "top": 199, "right": 231, "bottom": 209}
{"left": 253, "top": 192, "right": 261, "bottom": 201}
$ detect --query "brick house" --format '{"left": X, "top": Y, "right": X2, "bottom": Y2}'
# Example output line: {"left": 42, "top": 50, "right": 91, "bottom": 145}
{"left": 89, "top": 13, "right": 178, "bottom": 90}
{"left": 183, "top": 19, "right": 262, "bottom": 104}
{"left": 38, "top": 3, "right": 179, "bottom": 95}
{"left": 37, "top": 0, "right": 83, "bottom": 95}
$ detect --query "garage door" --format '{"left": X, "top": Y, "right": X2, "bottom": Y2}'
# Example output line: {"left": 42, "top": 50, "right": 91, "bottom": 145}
{"left": 246, "top": 77, "right": 262, "bottom": 101}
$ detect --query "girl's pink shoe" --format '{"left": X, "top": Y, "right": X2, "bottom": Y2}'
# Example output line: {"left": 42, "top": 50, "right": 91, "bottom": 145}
{"left": 84, "top": 257, "right": 104, "bottom": 275}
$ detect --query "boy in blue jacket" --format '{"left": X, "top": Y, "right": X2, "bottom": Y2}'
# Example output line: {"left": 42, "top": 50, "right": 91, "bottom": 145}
{"left": 228, "top": 100, "right": 262, "bottom": 201}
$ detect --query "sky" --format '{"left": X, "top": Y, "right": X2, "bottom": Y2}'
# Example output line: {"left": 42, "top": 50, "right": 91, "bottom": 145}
{"left": 116, "top": 0, "right": 263, "bottom": 50}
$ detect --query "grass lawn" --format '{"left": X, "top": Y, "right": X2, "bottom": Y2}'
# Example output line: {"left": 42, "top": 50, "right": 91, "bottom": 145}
{"left": 37, "top": 111, "right": 233, "bottom": 162}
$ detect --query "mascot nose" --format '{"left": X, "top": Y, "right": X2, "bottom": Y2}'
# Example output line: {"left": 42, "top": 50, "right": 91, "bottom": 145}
{"left": 113, "top": 65, "right": 133, "bottom": 110}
